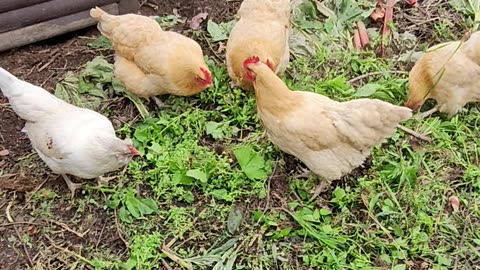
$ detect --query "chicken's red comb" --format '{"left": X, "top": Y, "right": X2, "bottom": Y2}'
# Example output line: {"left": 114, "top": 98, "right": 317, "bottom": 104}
{"left": 200, "top": 67, "right": 212, "bottom": 84}
{"left": 243, "top": 56, "right": 260, "bottom": 68}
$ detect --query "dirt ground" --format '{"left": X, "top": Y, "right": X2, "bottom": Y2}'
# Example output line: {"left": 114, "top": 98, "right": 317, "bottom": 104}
{"left": 0, "top": 0, "right": 237, "bottom": 268}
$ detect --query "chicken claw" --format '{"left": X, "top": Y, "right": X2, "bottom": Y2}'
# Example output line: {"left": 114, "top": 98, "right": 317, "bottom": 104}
{"left": 62, "top": 174, "right": 83, "bottom": 198}
{"left": 309, "top": 181, "right": 327, "bottom": 202}
{"left": 419, "top": 106, "right": 439, "bottom": 119}
{"left": 97, "top": 176, "right": 117, "bottom": 185}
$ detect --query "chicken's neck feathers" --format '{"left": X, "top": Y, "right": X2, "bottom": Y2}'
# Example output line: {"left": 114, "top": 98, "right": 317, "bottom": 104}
{"left": 254, "top": 69, "right": 300, "bottom": 116}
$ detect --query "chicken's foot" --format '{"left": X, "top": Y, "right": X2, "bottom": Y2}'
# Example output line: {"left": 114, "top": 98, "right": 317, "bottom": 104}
{"left": 97, "top": 176, "right": 117, "bottom": 185}
{"left": 396, "top": 124, "right": 432, "bottom": 142}
{"left": 309, "top": 181, "right": 327, "bottom": 202}
{"left": 419, "top": 106, "right": 439, "bottom": 119}
{"left": 61, "top": 174, "right": 83, "bottom": 198}
{"left": 293, "top": 168, "right": 311, "bottom": 179}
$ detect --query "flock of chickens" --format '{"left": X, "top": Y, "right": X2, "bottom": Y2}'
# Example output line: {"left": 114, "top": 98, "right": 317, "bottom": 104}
{"left": 0, "top": 0, "right": 479, "bottom": 200}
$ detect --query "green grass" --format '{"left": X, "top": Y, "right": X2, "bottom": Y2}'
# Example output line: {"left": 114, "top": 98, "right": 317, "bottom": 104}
{"left": 30, "top": 0, "right": 480, "bottom": 269}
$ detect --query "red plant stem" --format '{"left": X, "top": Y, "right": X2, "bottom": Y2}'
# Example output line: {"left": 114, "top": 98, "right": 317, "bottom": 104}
{"left": 381, "top": 0, "right": 394, "bottom": 57}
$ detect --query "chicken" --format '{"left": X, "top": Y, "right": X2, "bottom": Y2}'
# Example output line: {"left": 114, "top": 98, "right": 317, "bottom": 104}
{"left": 242, "top": 56, "right": 412, "bottom": 199}
{"left": 404, "top": 31, "right": 480, "bottom": 117}
{"left": 226, "top": 0, "right": 291, "bottom": 90}
{"left": 90, "top": 8, "right": 212, "bottom": 106}
{"left": 0, "top": 67, "right": 140, "bottom": 197}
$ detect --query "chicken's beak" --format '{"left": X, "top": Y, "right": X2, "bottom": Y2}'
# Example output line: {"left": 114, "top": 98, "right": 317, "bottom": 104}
{"left": 128, "top": 146, "right": 141, "bottom": 156}
{"left": 403, "top": 101, "right": 421, "bottom": 112}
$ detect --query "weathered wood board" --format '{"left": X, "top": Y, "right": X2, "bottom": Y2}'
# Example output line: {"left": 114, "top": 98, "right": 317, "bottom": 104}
{"left": 0, "top": 0, "right": 138, "bottom": 52}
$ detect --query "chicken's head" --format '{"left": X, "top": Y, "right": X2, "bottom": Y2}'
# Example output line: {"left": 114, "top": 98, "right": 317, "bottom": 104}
{"left": 193, "top": 66, "right": 213, "bottom": 89}
{"left": 403, "top": 100, "right": 423, "bottom": 111}
{"left": 242, "top": 56, "right": 275, "bottom": 82}
{"left": 404, "top": 82, "right": 429, "bottom": 111}
{"left": 108, "top": 137, "right": 141, "bottom": 165}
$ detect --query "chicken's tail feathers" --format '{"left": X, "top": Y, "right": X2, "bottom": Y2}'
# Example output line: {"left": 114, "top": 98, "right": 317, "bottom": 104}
{"left": 0, "top": 67, "right": 19, "bottom": 97}
{"left": 90, "top": 7, "right": 109, "bottom": 20}
{"left": 90, "top": 7, "right": 116, "bottom": 37}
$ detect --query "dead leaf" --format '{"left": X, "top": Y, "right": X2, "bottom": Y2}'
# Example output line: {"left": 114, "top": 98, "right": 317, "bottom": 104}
{"left": 449, "top": 196, "right": 460, "bottom": 212}
{"left": 357, "top": 21, "right": 370, "bottom": 47}
{"left": 0, "top": 149, "right": 9, "bottom": 156}
{"left": 370, "top": 6, "right": 385, "bottom": 21}
{"left": 190, "top": 12, "right": 208, "bottom": 30}
{"left": 353, "top": 29, "right": 361, "bottom": 50}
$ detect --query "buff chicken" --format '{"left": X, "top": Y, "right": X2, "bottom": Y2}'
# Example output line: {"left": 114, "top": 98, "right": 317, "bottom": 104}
{"left": 405, "top": 31, "right": 480, "bottom": 117}
{"left": 243, "top": 56, "right": 412, "bottom": 200}
{"left": 226, "top": 0, "right": 291, "bottom": 90}
{"left": 90, "top": 7, "right": 212, "bottom": 106}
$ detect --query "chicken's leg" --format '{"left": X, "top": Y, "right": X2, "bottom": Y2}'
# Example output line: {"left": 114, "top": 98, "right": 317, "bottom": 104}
{"left": 293, "top": 168, "right": 311, "bottom": 179}
{"left": 419, "top": 106, "right": 439, "bottom": 119}
{"left": 61, "top": 174, "right": 83, "bottom": 198}
{"left": 152, "top": 96, "right": 165, "bottom": 107}
{"left": 309, "top": 181, "right": 327, "bottom": 202}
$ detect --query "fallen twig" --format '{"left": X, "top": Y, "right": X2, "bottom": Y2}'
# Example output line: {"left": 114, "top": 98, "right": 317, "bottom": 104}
{"left": 114, "top": 209, "right": 129, "bottom": 248}
{"left": 397, "top": 124, "right": 432, "bottom": 142}
{"left": 360, "top": 193, "right": 394, "bottom": 239}
{"left": 46, "top": 219, "right": 90, "bottom": 238}
{"left": 45, "top": 235, "right": 93, "bottom": 265}
{"left": 0, "top": 221, "right": 42, "bottom": 227}
{"left": 21, "top": 179, "right": 48, "bottom": 210}
{"left": 6, "top": 200, "right": 14, "bottom": 222}
{"left": 161, "top": 258, "right": 174, "bottom": 270}
{"left": 348, "top": 70, "right": 408, "bottom": 84}
{"left": 14, "top": 224, "right": 34, "bottom": 267}
{"left": 161, "top": 245, "right": 193, "bottom": 270}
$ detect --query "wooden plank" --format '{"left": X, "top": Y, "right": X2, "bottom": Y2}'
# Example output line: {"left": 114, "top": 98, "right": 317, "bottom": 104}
{"left": 0, "top": 0, "right": 118, "bottom": 34}
{"left": 0, "top": 4, "right": 119, "bottom": 53}
{"left": 119, "top": 0, "right": 139, "bottom": 14}
{"left": 0, "top": 0, "right": 50, "bottom": 14}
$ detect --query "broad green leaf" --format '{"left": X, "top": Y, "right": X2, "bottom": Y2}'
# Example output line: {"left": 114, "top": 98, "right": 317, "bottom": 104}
{"left": 149, "top": 142, "right": 162, "bottom": 153}
{"left": 319, "top": 208, "right": 331, "bottom": 216}
{"left": 134, "top": 128, "right": 150, "bottom": 143}
{"left": 106, "top": 197, "right": 120, "bottom": 209}
{"left": 207, "top": 20, "right": 228, "bottom": 42}
{"left": 125, "top": 195, "right": 141, "bottom": 219}
{"left": 210, "top": 189, "right": 231, "bottom": 201}
{"left": 233, "top": 146, "right": 268, "bottom": 180}
{"left": 354, "top": 83, "right": 381, "bottom": 97}
{"left": 271, "top": 227, "right": 292, "bottom": 240}
{"left": 173, "top": 171, "right": 193, "bottom": 186}
{"left": 391, "top": 264, "right": 406, "bottom": 270}
{"left": 137, "top": 198, "right": 159, "bottom": 215}
{"left": 118, "top": 206, "right": 133, "bottom": 223}
{"left": 205, "top": 121, "right": 224, "bottom": 139}
{"left": 87, "top": 36, "right": 112, "bottom": 49}
{"left": 186, "top": 169, "right": 208, "bottom": 183}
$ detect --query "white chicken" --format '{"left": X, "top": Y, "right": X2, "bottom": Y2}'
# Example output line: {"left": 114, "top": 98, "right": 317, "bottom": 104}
{"left": 0, "top": 67, "right": 140, "bottom": 197}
